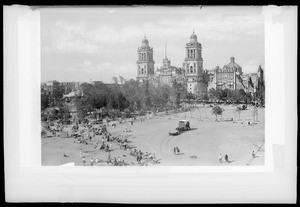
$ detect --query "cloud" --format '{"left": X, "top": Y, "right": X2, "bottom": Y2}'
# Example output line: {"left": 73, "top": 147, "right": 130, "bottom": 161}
{"left": 44, "top": 11, "right": 264, "bottom": 55}
{"left": 158, "top": 14, "right": 264, "bottom": 42}
{"left": 41, "top": 8, "right": 265, "bottom": 82}
{"left": 242, "top": 59, "right": 264, "bottom": 74}
{"left": 96, "top": 62, "right": 136, "bottom": 82}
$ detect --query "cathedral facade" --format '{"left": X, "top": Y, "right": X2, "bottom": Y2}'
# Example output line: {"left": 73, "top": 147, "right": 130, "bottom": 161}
{"left": 207, "top": 57, "right": 244, "bottom": 91}
{"left": 136, "top": 31, "right": 263, "bottom": 98}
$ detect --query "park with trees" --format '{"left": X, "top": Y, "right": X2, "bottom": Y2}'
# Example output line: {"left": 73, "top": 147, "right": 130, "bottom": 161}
{"left": 41, "top": 75, "right": 264, "bottom": 124}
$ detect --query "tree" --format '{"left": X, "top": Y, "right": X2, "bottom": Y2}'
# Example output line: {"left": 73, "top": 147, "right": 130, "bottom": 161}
{"left": 112, "top": 77, "right": 118, "bottom": 84}
{"left": 238, "top": 89, "right": 246, "bottom": 102}
{"left": 186, "top": 92, "right": 194, "bottom": 102}
{"left": 211, "top": 105, "right": 224, "bottom": 121}
{"left": 216, "top": 89, "right": 225, "bottom": 101}
{"left": 116, "top": 93, "right": 129, "bottom": 110}
{"left": 208, "top": 88, "right": 217, "bottom": 102}
{"left": 41, "top": 94, "right": 49, "bottom": 111}
{"left": 172, "top": 80, "right": 187, "bottom": 107}
{"left": 119, "top": 76, "right": 125, "bottom": 84}
{"left": 236, "top": 106, "right": 242, "bottom": 121}
{"left": 245, "top": 92, "right": 252, "bottom": 104}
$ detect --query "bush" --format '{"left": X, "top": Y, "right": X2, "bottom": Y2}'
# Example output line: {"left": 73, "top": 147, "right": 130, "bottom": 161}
{"left": 211, "top": 105, "right": 224, "bottom": 121}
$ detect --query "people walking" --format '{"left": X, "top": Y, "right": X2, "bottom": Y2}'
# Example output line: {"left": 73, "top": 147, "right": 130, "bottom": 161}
{"left": 252, "top": 151, "right": 255, "bottom": 159}
{"left": 219, "top": 153, "right": 223, "bottom": 163}
{"left": 176, "top": 146, "right": 180, "bottom": 154}
{"left": 224, "top": 154, "right": 229, "bottom": 162}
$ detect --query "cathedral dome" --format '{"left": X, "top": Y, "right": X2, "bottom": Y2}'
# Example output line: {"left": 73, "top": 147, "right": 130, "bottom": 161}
{"left": 227, "top": 56, "right": 242, "bottom": 73}
{"left": 141, "top": 36, "right": 150, "bottom": 48}
{"left": 142, "top": 36, "right": 149, "bottom": 44}
{"left": 190, "top": 31, "right": 198, "bottom": 43}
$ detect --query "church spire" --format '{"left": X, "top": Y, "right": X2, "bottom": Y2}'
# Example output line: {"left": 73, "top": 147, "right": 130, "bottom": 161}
{"left": 165, "top": 42, "right": 167, "bottom": 58}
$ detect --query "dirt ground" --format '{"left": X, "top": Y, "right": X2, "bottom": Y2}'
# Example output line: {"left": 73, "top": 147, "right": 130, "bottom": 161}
{"left": 42, "top": 104, "right": 265, "bottom": 166}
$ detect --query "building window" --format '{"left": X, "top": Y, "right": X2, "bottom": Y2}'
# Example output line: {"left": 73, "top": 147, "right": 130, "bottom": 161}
{"left": 190, "top": 66, "right": 193, "bottom": 73}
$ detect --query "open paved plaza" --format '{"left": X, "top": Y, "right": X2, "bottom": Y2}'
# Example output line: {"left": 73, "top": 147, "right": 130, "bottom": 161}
{"left": 42, "top": 104, "right": 264, "bottom": 166}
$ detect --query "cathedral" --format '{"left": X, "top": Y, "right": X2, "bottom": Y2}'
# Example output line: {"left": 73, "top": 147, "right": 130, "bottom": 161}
{"left": 136, "top": 31, "right": 264, "bottom": 98}
{"left": 136, "top": 36, "right": 155, "bottom": 82}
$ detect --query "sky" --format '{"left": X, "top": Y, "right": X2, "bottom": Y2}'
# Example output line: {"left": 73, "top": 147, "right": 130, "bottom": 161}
{"left": 41, "top": 6, "right": 265, "bottom": 83}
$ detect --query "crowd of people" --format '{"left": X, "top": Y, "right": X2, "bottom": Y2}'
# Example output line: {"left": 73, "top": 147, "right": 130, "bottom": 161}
{"left": 54, "top": 114, "right": 160, "bottom": 166}
{"left": 129, "top": 149, "right": 159, "bottom": 166}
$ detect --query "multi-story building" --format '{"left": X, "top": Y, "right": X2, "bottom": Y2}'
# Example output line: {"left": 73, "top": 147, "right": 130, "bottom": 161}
{"left": 59, "top": 82, "right": 79, "bottom": 94}
{"left": 41, "top": 81, "right": 82, "bottom": 98}
{"left": 136, "top": 36, "right": 155, "bottom": 82}
{"left": 154, "top": 44, "right": 186, "bottom": 86}
{"left": 135, "top": 32, "right": 263, "bottom": 98}
{"left": 41, "top": 81, "right": 62, "bottom": 96}
{"left": 182, "top": 31, "right": 207, "bottom": 96}
{"left": 256, "top": 65, "right": 265, "bottom": 103}
{"left": 207, "top": 57, "right": 245, "bottom": 91}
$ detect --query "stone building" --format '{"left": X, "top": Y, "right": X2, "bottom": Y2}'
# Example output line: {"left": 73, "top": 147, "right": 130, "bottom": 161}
{"left": 182, "top": 31, "right": 207, "bottom": 96}
{"left": 41, "top": 81, "right": 82, "bottom": 98}
{"left": 207, "top": 57, "right": 245, "bottom": 91}
{"left": 154, "top": 43, "right": 186, "bottom": 86}
{"left": 41, "top": 80, "right": 62, "bottom": 96}
{"left": 135, "top": 32, "right": 263, "bottom": 99}
{"left": 256, "top": 65, "right": 265, "bottom": 103}
{"left": 136, "top": 36, "right": 155, "bottom": 82}
{"left": 60, "top": 82, "right": 81, "bottom": 94}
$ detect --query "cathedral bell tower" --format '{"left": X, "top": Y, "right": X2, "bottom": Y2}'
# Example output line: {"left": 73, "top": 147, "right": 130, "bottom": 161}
{"left": 182, "top": 30, "right": 205, "bottom": 95}
{"left": 136, "top": 36, "right": 155, "bottom": 82}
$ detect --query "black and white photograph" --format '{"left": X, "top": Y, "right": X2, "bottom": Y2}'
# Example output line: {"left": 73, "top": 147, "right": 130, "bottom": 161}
{"left": 4, "top": 5, "right": 297, "bottom": 203}
{"left": 40, "top": 6, "right": 265, "bottom": 167}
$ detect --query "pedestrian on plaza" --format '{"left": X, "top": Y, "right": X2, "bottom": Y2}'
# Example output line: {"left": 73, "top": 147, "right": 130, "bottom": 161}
{"left": 219, "top": 153, "right": 223, "bottom": 163}
{"left": 82, "top": 157, "right": 86, "bottom": 166}
{"left": 90, "top": 157, "right": 94, "bottom": 166}
{"left": 174, "top": 147, "right": 177, "bottom": 155}
{"left": 252, "top": 151, "right": 255, "bottom": 159}
{"left": 107, "top": 153, "right": 111, "bottom": 163}
{"left": 176, "top": 146, "right": 180, "bottom": 154}
{"left": 225, "top": 154, "right": 229, "bottom": 162}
